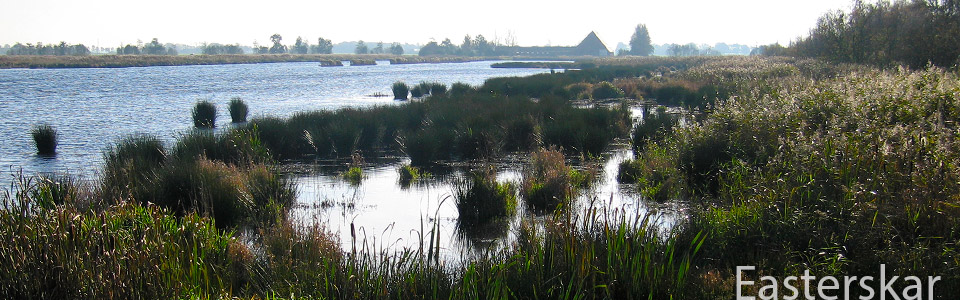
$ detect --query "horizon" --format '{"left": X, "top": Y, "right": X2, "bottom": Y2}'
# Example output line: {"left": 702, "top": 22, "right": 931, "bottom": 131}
{"left": 1, "top": 0, "right": 853, "bottom": 50}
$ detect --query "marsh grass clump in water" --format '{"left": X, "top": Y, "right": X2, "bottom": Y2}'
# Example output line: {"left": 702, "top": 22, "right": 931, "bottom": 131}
{"left": 192, "top": 100, "right": 217, "bottom": 128}
{"left": 31, "top": 124, "right": 58, "bottom": 156}
{"left": 454, "top": 168, "right": 516, "bottom": 225}
{"left": 397, "top": 164, "right": 430, "bottom": 188}
{"left": 342, "top": 152, "right": 365, "bottom": 185}
{"left": 229, "top": 97, "right": 248, "bottom": 123}
{"left": 521, "top": 148, "right": 594, "bottom": 210}
{"left": 392, "top": 81, "right": 409, "bottom": 100}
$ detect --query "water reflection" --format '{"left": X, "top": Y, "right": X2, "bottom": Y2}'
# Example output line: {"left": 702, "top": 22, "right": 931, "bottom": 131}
{"left": 291, "top": 145, "right": 684, "bottom": 262}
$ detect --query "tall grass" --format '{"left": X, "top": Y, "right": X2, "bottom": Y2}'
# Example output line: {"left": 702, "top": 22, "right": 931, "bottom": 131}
{"left": 229, "top": 97, "right": 248, "bottom": 123}
{"left": 392, "top": 81, "right": 409, "bottom": 100}
{"left": 192, "top": 100, "right": 217, "bottom": 128}
{"left": 521, "top": 148, "right": 595, "bottom": 210}
{"left": 31, "top": 124, "right": 58, "bottom": 156}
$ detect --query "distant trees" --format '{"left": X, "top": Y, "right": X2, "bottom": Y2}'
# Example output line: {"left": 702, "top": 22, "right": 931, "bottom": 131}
{"left": 354, "top": 40, "right": 368, "bottom": 54}
{"left": 371, "top": 42, "right": 385, "bottom": 54}
{"left": 629, "top": 24, "right": 653, "bottom": 56}
{"left": 202, "top": 43, "right": 244, "bottom": 55}
{"left": 667, "top": 43, "right": 702, "bottom": 56}
{"left": 418, "top": 34, "right": 497, "bottom": 56}
{"left": 312, "top": 37, "right": 333, "bottom": 54}
{"left": 269, "top": 34, "right": 286, "bottom": 54}
{"left": 292, "top": 37, "right": 309, "bottom": 54}
{"left": 389, "top": 43, "right": 404, "bottom": 55}
{"left": 116, "top": 38, "right": 177, "bottom": 55}
{"left": 6, "top": 42, "right": 90, "bottom": 56}
{"left": 766, "top": 0, "right": 960, "bottom": 68}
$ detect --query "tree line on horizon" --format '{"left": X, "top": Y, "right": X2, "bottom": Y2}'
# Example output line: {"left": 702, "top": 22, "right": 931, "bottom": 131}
{"left": 755, "top": 0, "right": 960, "bottom": 68}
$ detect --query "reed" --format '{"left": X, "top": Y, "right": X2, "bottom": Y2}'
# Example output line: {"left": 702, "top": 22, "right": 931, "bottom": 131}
{"left": 229, "top": 97, "right": 248, "bottom": 123}
{"left": 192, "top": 100, "right": 217, "bottom": 128}
{"left": 31, "top": 124, "right": 58, "bottom": 156}
{"left": 454, "top": 168, "right": 516, "bottom": 225}
{"left": 392, "top": 81, "right": 409, "bottom": 100}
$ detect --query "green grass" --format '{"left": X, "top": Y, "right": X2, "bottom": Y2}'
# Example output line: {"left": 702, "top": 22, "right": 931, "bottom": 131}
{"left": 521, "top": 148, "right": 596, "bottom": 210}
{"left": 229, "top": 97, "right": 248, "bottom": 123}
{"left": 30, "top": 124, "right": 57, "bottom": 156}
{"left": 192, "top": 100, "right": 217, "bottom": 128}
{"left": 392, "top": 81, "right": 409, "bottom": 100}
{"left": 591, "top": 81, "right": 625, "bottom": 99}
{"left": 454, "top": 168, "right": 516, "bottom": 226}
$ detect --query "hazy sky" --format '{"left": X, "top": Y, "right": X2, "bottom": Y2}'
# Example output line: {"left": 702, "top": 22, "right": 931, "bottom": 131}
{"left": 1, "top": 0, "right": 853, "bottom": 48}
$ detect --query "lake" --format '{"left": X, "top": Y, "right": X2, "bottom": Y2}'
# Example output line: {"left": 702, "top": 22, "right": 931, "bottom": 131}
{"left": 0, "top": 60, "right": 677, "bottom": 260}
{"left": 0, "top": 61, "right": 549, "bottom": 181}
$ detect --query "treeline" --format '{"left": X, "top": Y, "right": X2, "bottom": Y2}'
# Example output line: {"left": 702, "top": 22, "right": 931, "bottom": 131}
{"left": 418, "top": 35, "right": 498, "bottom": 56}
{"left": 250, "top": 34, "right": 335, "bottom": 55}
{"left": 117, "top": 38, "right": 178, "bottom": 55}
{"left": 758, "top": 0, "right": 960, "bottom": 68}
{"left": 6, "top": 42, "right": 90, "bottom": 56}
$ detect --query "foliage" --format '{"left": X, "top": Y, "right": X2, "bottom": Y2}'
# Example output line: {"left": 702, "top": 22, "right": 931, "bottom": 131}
{"left": 392, "top": 81, "right": 409, "bottom": 100}
{"left": 229, "top": 97, "right": 248, "bottom": 123}
{"left": 192, "top": 100, "right": 217, "bottom": 128}
{"left": 629, "top": 24, "right": 654, "bottom": 56}
{"left": 454, "top": 168, "right": 516, "bottom": 225}
{"left": 31, "top": 124, "right": 57, "bottom": 156}
{"left": 591, "top": 81, "right": 625, "bottom": 99}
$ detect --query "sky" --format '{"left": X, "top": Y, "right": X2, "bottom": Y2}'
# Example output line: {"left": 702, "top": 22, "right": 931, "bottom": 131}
{"left": 0, "top": 0, "right": 854, "bottom": 48}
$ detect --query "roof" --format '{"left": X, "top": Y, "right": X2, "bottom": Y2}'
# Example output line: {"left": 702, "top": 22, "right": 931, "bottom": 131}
{"left": 575, "top": 31, "right": 611, "bottom": 56}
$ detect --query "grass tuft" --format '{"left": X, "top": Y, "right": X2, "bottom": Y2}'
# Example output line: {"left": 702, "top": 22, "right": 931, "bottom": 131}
{"left": 193, "top": 100, "right": 217, "bottom": 128}
{"left": 31, "top": 124, "right": 58, "bottom": 156}
{"left": 229, "top": 97, "right": 248, "bottom": 123}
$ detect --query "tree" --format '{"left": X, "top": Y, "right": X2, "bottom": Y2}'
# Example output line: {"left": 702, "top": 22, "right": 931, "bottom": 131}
{"left": 143, "top": 38, "right": 166, "bottom": 55}
{"left": 312, "top": 37, "right": 333, "bottom": 54}
{"left": 372, "top": 42, "right": 385, "bottom": 54}
{"left": 460, "top": 35, "right": 474, "bottom": 56}
{"left": 292, "top": 37, "right": 309, "bottom": 54}
{"left": 629, "top": 24, "right": 653, "bottom": 56}
{"left": 269, "top": 34, "right": 286, "bottom": 54}
{"left": 389, "top": 43, "right": 404, "bottom": 55}
{"left": 354, "top": 40, "right": 368, "bottom": 54}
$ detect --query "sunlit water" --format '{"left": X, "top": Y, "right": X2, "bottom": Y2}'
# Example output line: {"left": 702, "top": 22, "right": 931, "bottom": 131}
{"left": 0, "top": 61, "right": 549, "bottom": 182}
{"left": 0, "top": 60, "right": 681, "bottom": 260}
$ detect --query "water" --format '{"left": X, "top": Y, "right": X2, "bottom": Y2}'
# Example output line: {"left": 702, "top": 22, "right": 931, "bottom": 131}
{"left": 0, "top": 61, "right": 549, "bottom": 182}
{"left": 0, "top": 60, "right": 680, "bottom": 260}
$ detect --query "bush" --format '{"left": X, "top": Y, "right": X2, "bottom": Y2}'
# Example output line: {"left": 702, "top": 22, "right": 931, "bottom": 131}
{"left": 591, "top": 81, "right": 625, "bottom": 99}
{"left": 193, "top": 100, "right": 217, "bottom": 128}
{"left": 410, "top": 86, "right": 424, "bottom": 98}
{"left": 153, "top": 158, "right": 252, "bottom": 229}
{"left": 31, "top": 124, "right": 58, "bottom": 156}
{"left": 229, "top": 97, "right": 248, "bottom": 123}
{"left": 392, "top": 82, "right": 409, "bottom": 100}
{"left": 450, "top": 82, "right": 473, "bottom": 96}
{"left": 454, "top": 168, "right": 516, "bottom": 225}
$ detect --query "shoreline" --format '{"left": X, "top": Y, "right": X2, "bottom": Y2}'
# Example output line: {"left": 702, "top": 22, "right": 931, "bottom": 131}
{"left": 0, "top": 54, "right": 497, "bottom": 69}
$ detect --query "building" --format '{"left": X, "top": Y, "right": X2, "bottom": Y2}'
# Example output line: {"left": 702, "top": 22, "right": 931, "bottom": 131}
{"left": 498, "top": 32, "right": 613, "bottom": 57}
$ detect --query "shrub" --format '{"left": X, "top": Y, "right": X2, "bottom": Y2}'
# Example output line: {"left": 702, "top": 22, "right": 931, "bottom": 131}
{"left": 430, "top": 82, "right": 447, "bottom": 96}
{"left": 193, "top": 100, "right": 217, "bottom": 128}
{"left": 229, "top": 97, "right": 248, "bottom": 123}
{"left": 450, "top": 82, "right": 473, "bottom": 96}
{"left": 392, "top": 82, "right": 409, "bottom": 100}
{"left": 153, "top": 158, "right": 252, "bottom": 229}
{"left": 454, "top": 168, "right": 516, "bottom": 225}
{"left": 591, "top": 81, "right": 625, "bottom": 99}
{"left": 31, "top": 124, "right": 58, "bottom": 156}
{"left": 410, "top": 85, "right": 424, "bottom": 98}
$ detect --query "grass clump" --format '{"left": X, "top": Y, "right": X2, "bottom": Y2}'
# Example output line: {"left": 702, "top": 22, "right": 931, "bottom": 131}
{"left": 591, "top": 81, "right": 625, "bottom": 99}
{"left": 449, "top": 82, "right": 473, "bottom": 96}
{"left": 397, "top": 164, "right": 429, "bottom": 188}
{"left": 192, "top": 100, "right": 217, "bottom": 128}
{"left": 31, "top": 124, "right": 58, "bottom": 156}
{"left": 454, "top": 168, "right": 516, "bottom": 225}
{"left": 521, "top": 148, "right": 593, "bottom": 210}
{"left": 342, "top": 153, "right": 365, "bottom": 185}
{"left": 229, "top": 97, "right": 248, "bottom": 123}
{"left": 632, "top": 106, "right": 679, "bottom": 151}
{"left": 392, "top": 81, "right": 409, "bottom": 100}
